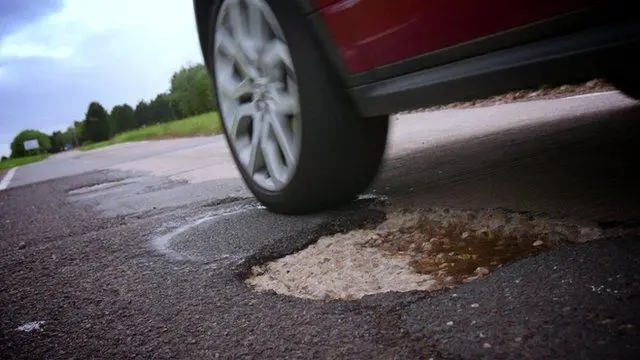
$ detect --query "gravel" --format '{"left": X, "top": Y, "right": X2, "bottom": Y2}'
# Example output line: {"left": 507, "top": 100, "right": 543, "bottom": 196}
{"left": 245, "top": 208, "right": 607, "bottom": 300}
{"left": 397, "top": 79, "right": 615, "bottom": 116}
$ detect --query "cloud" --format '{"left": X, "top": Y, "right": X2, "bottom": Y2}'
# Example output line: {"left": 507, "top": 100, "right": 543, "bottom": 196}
{"left": 0, "top": 0, "right": 205, "bottom": 157}
{"left": 0, "top": 43, "right": 73, "bottom": 59}
{"left": 0, "top": 0, "right": 64, "bottom": 40}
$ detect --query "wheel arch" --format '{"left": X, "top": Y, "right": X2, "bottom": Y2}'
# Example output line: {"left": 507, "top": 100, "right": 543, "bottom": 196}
{"left": 193, "top": 0, "right": 318, "bottom": 70}
{"left": 193, "top": 0, "right": 345, "bottom": 81}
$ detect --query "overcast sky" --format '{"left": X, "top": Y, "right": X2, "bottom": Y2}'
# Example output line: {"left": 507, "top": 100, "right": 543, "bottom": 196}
{"left": 0, "top": 0, "right": 204, "bottom": 157}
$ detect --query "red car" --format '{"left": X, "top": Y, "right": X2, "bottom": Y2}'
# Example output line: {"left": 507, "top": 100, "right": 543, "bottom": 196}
{"left": 193, "top": 0, "right": 639, "bottom": 214}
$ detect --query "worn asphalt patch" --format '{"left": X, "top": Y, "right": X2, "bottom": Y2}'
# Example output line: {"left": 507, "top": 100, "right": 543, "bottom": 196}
{"left": 1, "top": 171, "right": 639, "bottom": 359}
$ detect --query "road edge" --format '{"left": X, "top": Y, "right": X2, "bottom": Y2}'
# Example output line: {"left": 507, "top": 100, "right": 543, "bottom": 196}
{"left": 0, "top": 167, "right": 17, "bottom": 190}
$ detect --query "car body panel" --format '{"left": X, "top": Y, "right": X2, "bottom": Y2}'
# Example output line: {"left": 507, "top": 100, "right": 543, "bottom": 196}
{"left": 194, "top": 0, "right": 638, "bottom": 116}
{"left": 350, "top": 19, "right": 640, "bottom": 116}
{"left": 317, "top": 0, "right": 604, "bottom": 73}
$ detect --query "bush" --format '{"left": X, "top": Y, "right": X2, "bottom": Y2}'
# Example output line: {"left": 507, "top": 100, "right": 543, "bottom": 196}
{"left": 10, "top": 129, "right": 52, "bottom": 158}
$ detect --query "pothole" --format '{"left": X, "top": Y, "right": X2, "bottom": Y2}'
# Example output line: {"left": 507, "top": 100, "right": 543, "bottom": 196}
{"left": 245, "top": 208, "right": 605, "bottom": 300}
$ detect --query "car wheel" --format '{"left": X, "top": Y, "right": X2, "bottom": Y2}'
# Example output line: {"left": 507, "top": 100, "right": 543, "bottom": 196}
{"left": 608, "top": 74, "right": 640, "bottom": 101}
{"left": 607, "top": 49, "right": 640, "bottom": 101}
{"left": 207, "top": 0, "right": 388, "bottom": 215}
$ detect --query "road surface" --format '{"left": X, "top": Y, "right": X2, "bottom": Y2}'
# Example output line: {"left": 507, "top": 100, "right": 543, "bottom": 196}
{"left": 1, "top": 92, "right": 639, "bottom": 359}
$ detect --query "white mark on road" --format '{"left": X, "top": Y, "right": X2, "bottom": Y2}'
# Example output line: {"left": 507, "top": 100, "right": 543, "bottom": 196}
{"left": 0, "top": 167, "right": 17, "bottom": 191}
{"left": 151, "top": 204, "right": 258, "bottom": 261}
{"left": 15, "top": 321, "right": 45, "bottom": 332}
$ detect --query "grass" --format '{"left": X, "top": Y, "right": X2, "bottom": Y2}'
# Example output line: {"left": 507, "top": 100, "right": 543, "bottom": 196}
{"left": 80, "top": 141, "right": 111, "bottom": 151}
{"left": 80, "top": 112, "right": 222, "bottom": 151}
{"left": 0, "top": 154, "right": 49, "bottom": 170}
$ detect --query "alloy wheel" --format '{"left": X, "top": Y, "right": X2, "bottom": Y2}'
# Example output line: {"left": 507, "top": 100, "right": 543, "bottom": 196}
{"left": 214, "top": 0, "right": 301, "bottom": 191}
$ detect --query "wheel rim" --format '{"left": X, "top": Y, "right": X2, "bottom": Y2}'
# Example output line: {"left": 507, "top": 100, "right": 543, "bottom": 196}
{"left": 214, "top": 0, "right": 301, "bottom": 192}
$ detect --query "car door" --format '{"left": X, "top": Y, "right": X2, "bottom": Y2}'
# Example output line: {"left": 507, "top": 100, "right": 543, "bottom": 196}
{"left": 315, "top": 0, "right": 604, "bottom": 75}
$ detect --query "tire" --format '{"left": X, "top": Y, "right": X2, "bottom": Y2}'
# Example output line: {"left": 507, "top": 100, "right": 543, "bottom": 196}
{"left": 608, "top": 74, "right": 640, "bottom": 100}
{"left": 607, "top": 47, "right": 640, "bottom": 101}
{"left": 207, "top": 0, "right": 388, "bottom": 215}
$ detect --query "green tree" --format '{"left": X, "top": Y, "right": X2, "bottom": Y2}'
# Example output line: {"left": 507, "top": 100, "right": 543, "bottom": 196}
{"left": 111, "top": 104, "right": 137, "bottom": 133}
{"left": 72, "top": 121, "right": 85, "bottom": 145}
{"left": 61, "top": 127, "right": 75, "bottom": 148}
{"left": 48, "top": 131, "right": 65, "bottom": 153}
{"left": 10, "top": 129, "right": 52, "bottom": 157}
{"left": 168, "top": 63, "right": 216, "bottom": 118}
{"left": 134, "top": 100, "right": 153, "bottom": 127}
{"left": 50, "top": 63, "right": 219, "bottom": 148}
{"left": 84, "top": 102, "right": 112, "bottom": 142}
{"left": 148, "top": 93, "right": 175, "bottom": 124}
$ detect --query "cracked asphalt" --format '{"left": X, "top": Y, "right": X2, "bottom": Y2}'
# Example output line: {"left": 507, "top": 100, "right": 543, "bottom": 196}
{"left": 1, "top": 92, "right": 640, "bottom": 359}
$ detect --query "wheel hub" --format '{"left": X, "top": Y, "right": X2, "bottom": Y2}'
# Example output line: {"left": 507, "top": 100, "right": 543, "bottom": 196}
{"left": 253, "top": 77, "right": 270, "bottom": 108}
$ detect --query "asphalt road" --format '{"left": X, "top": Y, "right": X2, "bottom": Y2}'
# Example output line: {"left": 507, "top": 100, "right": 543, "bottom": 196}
{"left": 1, "top": 92, "right": 639, "bottom": 359}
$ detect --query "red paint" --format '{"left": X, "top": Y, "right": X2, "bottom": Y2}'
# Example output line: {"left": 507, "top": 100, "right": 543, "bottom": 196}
{"left": 318, "top": 0, "right": 602, "bottom": 73}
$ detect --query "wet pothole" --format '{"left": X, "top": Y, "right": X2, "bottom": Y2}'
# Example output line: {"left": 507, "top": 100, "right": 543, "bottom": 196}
{"left": 245, "top": 208, "right": 606, "bottom": 300}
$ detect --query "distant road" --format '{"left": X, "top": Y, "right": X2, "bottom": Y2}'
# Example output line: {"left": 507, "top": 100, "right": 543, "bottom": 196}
{"left": 6, "top": 91, "right": 635, "bottom": 196}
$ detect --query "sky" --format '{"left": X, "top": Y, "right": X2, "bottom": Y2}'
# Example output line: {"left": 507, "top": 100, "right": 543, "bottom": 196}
{"left": 0, "top": 0, "right": 204, "bottom": 157}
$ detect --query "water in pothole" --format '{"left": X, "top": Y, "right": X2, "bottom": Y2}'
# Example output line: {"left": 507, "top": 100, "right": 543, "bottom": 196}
{"left": 245, "top": 208, "right": 604, "bottom": 301}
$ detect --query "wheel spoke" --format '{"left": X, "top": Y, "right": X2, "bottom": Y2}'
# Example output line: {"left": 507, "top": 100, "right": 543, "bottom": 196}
{"left": 261, "top": 39, "right": 293, "bottom": 72}
{"left": 227, "top": 0, "right": 247, "bottom": 40}
{"left": 267, "top": 111, "right": 296, "bottom": 166}
{"left": 240, "top": 39, "right": 260, "bottom": 65}
{"left": 270, "top": 87, "right": 299, "bottom": 115}
{"left": 247, "top": 112, "right": 264, "bottom": 174}
{"left": 228, "top": 0, "right": 263, "bottom": 65}
{"left": 219, "top": 75, "right": 253, "bottom": 100}
{"left": 230, "top": 103, "right": 254, "bottom": 139}
{"left": 217, "top": 28, "right": 258, "bottom": 80}
{"left": 216, "top": 28, "right": 241, "bottom": 61}
{"left": 247, "top": 0, "right": 268, "bottom": 45}
{"left": 260, "top": 122, "right": 284, "bottom": 186}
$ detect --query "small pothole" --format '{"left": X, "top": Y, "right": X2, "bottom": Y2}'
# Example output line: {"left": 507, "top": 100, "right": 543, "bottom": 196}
{"left": 245, "top": 208, "right": 606, "bottom": 300}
